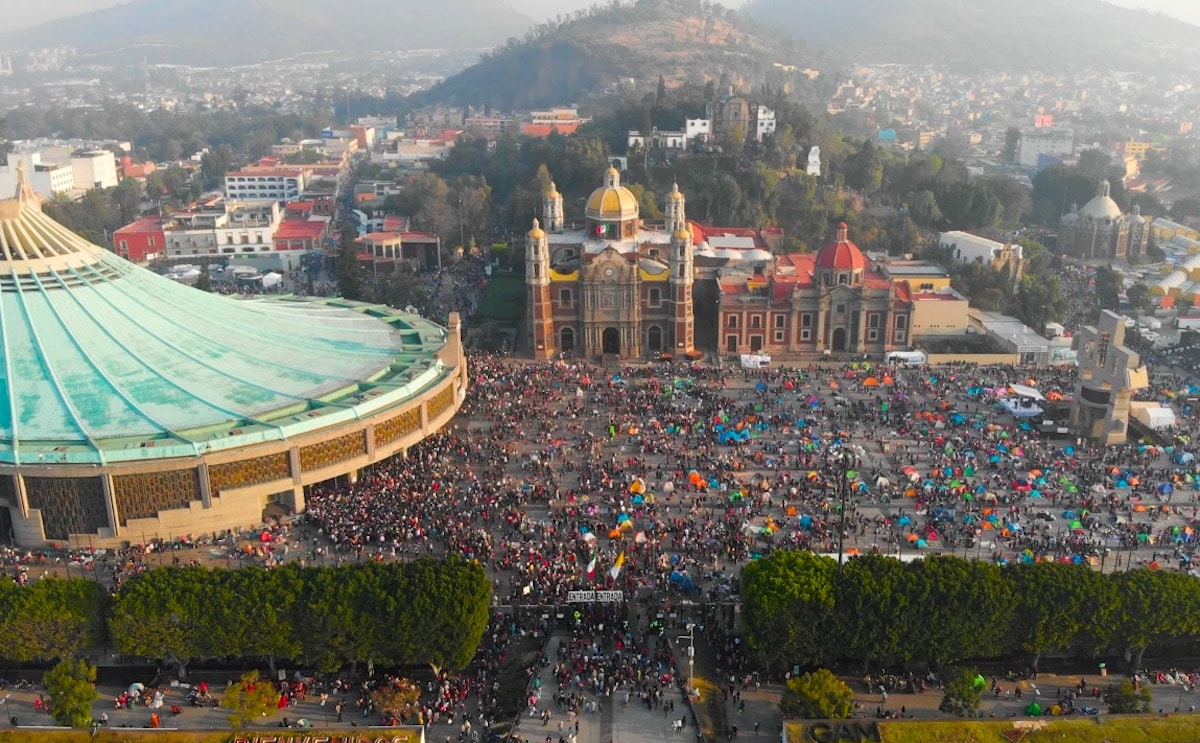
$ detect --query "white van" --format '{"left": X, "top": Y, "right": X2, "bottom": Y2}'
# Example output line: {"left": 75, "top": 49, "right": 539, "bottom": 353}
{"left": 885, "top": 350, "right": 927, "bottom": 366}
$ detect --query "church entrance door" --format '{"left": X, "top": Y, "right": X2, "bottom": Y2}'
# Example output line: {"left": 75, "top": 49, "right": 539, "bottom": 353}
{"left": 647, "top": 326, "right": 662, "bottom": 353}
{"left": 602, "top": 327, "right": 621, "bottom": 355}
{"left": 831, "top": 327, "right": 847, "bottom": 352}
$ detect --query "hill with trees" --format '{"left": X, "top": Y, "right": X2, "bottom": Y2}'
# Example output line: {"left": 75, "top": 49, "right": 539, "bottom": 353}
{"left": 741, "top": 0, "right": 1200, "bottom": 72}
{"left": 413, "top": 0, "right": 817, "bottom": 110}
{"left": 0, "top": 0, "right": 534, "bottom": 65}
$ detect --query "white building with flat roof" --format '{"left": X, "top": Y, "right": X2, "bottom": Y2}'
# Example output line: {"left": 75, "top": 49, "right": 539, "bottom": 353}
{"left": 224, "top": 170, "right": 306, "bottom": 203}
{"left": 0, "top": 153, "right": 74, "bottom": 198}
{"left": 685, "top": 119, "right": 711, "bottom": 141}
{"left": 69, "top": 150, "right": 118, "bottom": 190}
{"left": 939, "top": 231, "right": 1023, "bottom": 265}
{"left": 755, "top": 106, "right": 776, "bottom": 141}
{"left": 1018, "top": 126, "right": 1074, "bottom": 168}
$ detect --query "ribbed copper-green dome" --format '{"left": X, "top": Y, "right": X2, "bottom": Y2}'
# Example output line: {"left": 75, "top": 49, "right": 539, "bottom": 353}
{"left": 0, "top": 173, "right": 449, "bottom": 465}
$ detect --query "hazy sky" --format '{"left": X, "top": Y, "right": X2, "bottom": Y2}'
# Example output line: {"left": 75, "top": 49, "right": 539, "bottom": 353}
{"left": 7, "top": 0, "right": 1200, "bottom": 32}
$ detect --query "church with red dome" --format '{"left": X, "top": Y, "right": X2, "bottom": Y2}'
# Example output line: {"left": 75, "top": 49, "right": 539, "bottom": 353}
{"left": 717, "top": 221, "right": 915, "bottom": 355}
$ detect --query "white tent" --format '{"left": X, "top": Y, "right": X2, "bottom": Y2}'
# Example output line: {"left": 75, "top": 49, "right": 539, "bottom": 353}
{"left": 1133, "top": 405, "right": 1176, "bottom": 431}
{"left": 261, "top": 271, "right": 283, "bottom": 289}
{"left": 1006, "top": 383, "right": 1045, "bottom": 401}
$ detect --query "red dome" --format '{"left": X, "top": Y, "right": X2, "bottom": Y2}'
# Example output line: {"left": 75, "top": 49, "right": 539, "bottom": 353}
{"left": 815, "top": 222, "right": 865, "bottom": 272}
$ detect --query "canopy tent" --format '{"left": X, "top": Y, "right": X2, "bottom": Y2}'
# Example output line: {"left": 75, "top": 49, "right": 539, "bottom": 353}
{"left": 999, "top": 397, "right": 1043, "bottom": 419}
{"left": 1006, "top": 383, "right": 1045, "bottom": 401}
{"left": 1131, "top": 404, "right": 1176, "bottom": 431}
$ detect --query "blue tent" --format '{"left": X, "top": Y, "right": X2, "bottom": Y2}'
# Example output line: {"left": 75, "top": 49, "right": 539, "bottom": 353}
{"left": 669, "top": 571, "right": 696, "bottom": 592}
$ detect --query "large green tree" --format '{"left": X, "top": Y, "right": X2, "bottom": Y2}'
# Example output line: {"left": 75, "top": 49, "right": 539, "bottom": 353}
{"left": 938, "top": 667, "right": 983, "bottom": 717}
{"left": 836, "top": 554, "right": 916, "bottom": 668}
{"left": 0, "top": 578, "right": 106, "bottom": 662}
{"left": 741, "top": 551, "right": 837, "bottom": 669}
{"left": 1110, "top": 570, "right": 1200, "bottom": 673}
{"left": 780, "top": 669, "right": 854, "bottom": 719}
{"left": 905, "top": 557, "right": 1014, "bottom": 666}
{"left": 336, "top": 221, "right": 365, "bottom": 301}
{"left": 43, "top": 658, "right": 98, "bottom": 728}
{"left": 221, "top": 671, "right": 278, "bottom": 729}
{"left": 1003, "top": 563, "right": 1116, "bottom": 670}
{"left": 108, "top": 568, "right": 208, "bottom": 678}
{"left": 1094, "top": 266, "right": 1123, "bottom": 310}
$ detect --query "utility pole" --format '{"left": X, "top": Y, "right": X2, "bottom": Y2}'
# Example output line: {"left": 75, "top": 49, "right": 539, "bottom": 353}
{"left": 678, "top": 623, "right": 696, "bottom": 695}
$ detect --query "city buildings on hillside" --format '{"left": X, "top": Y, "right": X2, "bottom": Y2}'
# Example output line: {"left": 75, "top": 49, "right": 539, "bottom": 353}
{"left": 370, "top": 131, "right": 460, "bottom": 165}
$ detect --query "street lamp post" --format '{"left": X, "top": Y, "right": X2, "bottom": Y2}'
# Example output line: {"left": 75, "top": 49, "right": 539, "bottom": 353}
{"left": 677, "top": 623, "right": 696, "bottom": 696}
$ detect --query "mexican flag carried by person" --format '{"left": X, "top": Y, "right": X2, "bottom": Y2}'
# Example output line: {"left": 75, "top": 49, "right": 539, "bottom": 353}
{"left": 586, "top": 550, "right": 598, "bottom": 581}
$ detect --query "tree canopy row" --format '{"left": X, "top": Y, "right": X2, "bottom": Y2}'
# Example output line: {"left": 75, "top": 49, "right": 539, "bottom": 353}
{"left": 742, "top": 551, "right": 1200, "bottom": 674}
{"left": 0, "top": 559, "right": 491, "bottom": 677}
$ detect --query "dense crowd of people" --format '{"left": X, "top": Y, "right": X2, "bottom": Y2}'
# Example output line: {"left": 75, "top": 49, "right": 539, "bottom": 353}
{"left": 12, "top": 256, "right": 1200, "bottom": 735}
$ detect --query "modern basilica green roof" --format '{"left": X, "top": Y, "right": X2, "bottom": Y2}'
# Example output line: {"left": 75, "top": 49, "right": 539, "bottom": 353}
{"left": 0, "top": 170, "right": 451, "bottom": 465}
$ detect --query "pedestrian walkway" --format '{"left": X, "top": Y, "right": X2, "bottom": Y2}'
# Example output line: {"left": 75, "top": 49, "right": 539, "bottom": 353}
{"left": 510, "top": 631, "right": 609, "bottom": 743}
{"left": 612, "top": 684, "right": 693, "bottom": 743}
{"left": 507, "top": 628, "right": 705, "bottom": 743}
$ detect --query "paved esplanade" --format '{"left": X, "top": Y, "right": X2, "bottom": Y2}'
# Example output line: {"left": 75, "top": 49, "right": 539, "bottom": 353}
{"left": 511, "top": 630, "right": 697, "bottom": 743}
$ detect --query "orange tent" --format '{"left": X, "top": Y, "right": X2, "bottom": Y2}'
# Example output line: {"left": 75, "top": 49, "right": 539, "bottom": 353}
{"left": 863, "top": 377, "right": 880, "bottom": 387}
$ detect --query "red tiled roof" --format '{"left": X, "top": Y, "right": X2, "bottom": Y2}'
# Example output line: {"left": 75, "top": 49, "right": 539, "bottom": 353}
{"left": 911, "top": 290, "right": 962, "bottom": 301}
{"left": 522, "top": 122, "right": 581, "bottom": 137}
{"left": 772, "top": 280, "right": 800, "bottom": 302}
{"left": 382, "top": 215, "right": 409, "bottom": 231}
{"left": 779, "top": 253, "right": 816, "bottom": 270}
{"left": 113, "top": 217, "right": 166, "bottom": 235}
{"left": 274, "top": 220, "right": 327, "bottom": 241}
